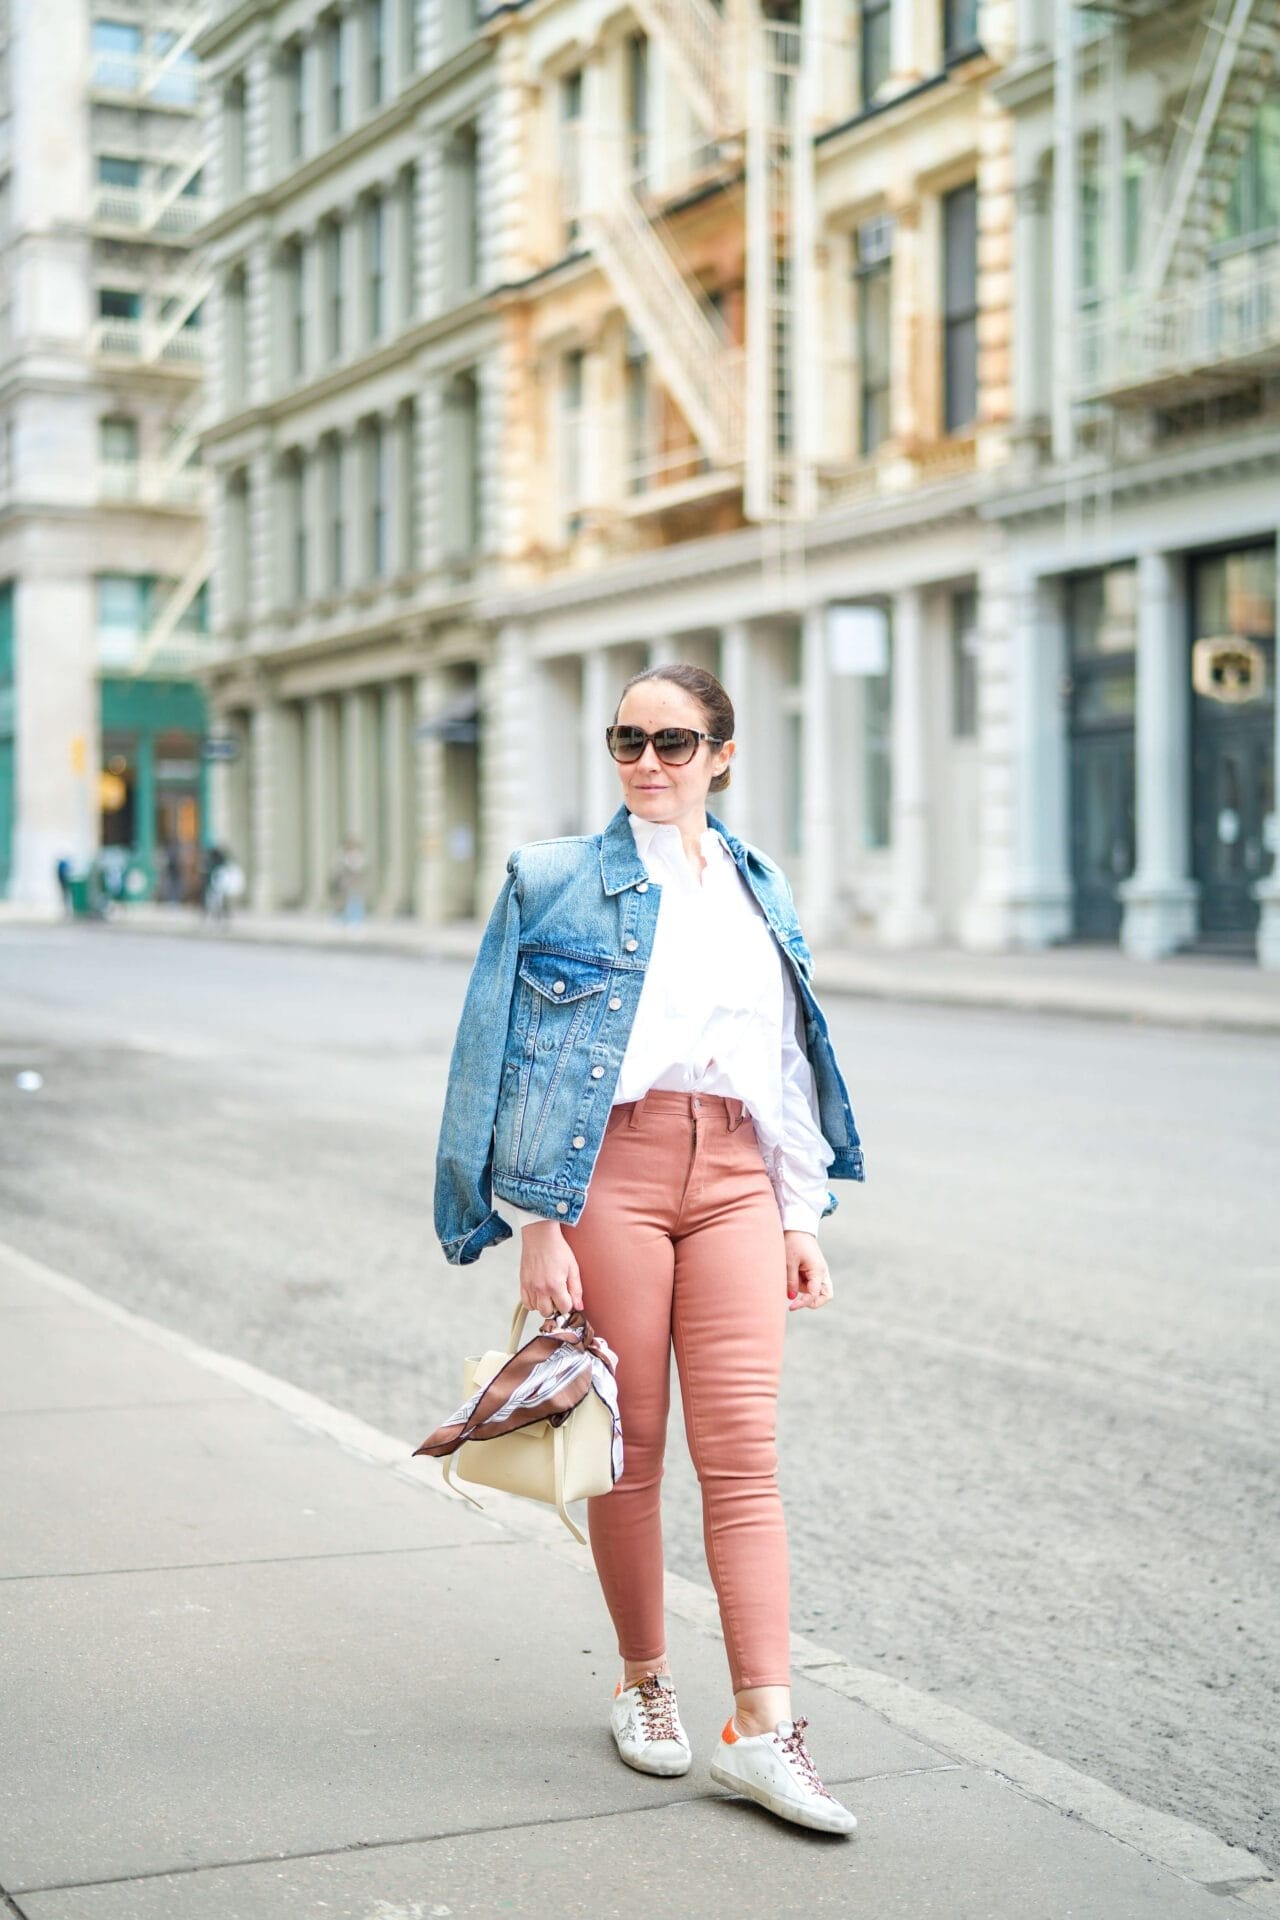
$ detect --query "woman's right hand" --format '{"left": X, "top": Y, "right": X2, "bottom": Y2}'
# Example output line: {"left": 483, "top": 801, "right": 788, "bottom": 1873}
{"left": 519, "top": 1221, "right": 584, "bottom": 1319}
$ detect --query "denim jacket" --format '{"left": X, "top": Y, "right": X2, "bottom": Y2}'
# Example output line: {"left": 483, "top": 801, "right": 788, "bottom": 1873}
{"left": 434, "top": 802, "right": 865, "bottom": 1266}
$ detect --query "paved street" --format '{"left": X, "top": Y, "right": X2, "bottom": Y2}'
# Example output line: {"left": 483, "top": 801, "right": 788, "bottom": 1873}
{"left": 1, "top": 924, "right": 1276, "bottom": 1873}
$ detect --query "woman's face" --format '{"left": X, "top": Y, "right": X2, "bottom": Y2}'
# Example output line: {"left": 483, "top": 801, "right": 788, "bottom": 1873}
{"left": 613, "top": 682, "right": 735, "bottom": 829}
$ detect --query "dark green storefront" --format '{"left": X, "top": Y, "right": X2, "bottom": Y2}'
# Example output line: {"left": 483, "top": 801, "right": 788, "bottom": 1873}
{"left": 99, "top": 677, "right": 210, "bottom": 902}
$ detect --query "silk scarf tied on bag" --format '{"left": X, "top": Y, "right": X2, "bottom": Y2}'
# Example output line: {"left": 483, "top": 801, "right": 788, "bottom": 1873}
{"left": 414, "top": 1309, "right": 623, "bottom": 1486}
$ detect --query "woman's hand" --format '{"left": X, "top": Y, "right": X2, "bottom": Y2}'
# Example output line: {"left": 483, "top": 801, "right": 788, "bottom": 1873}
{"left": 784, "top": 1231, "right": 834, "bottom": 1311}
{"left": 519, "top": 1221, "right": 584, "bottom": 1319}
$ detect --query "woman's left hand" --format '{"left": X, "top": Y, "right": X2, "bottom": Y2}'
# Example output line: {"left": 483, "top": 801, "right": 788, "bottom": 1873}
{"left": 783, "top": 1231, "right": 834, "bottom": 1311}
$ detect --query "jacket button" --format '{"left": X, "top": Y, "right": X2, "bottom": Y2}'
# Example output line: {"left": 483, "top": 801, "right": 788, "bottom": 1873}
{"left": 572, "top": 1135, "right": 585, "bottom": 1148}
{"left": 636, "top": 881, "right": 649, "bottom": 893}
{"left": 553, "top": 980, "right": 565, "bottom": 994}
{"left": 590, "top": 1065, "right": 604, "bottom": 1078}
{"left": 624, "top": 938, "right": 638, "bottom": 952}
{"left": 608, "top": 996, "right": 621, "bottom": 1010}
{"left": 555, "top": 1200, "right": 569, "bottom": 1214}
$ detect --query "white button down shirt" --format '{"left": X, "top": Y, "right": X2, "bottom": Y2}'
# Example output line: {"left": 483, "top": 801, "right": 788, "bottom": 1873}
{"left": 508, "top": 811, "right": 834, "bottom": 1235}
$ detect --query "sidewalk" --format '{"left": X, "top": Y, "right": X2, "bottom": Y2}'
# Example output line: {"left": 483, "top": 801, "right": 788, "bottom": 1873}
{"left": 6, "top": 897, "right": 1280, "bottom": 1032}
{"left": 2, "top": 1238, "right": 1274, "bottom": 1920}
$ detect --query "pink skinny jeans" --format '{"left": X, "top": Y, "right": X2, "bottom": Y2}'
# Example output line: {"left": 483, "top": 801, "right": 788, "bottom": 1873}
{"left": 560, "top": 1088, "right": 791, "bottom": 1691}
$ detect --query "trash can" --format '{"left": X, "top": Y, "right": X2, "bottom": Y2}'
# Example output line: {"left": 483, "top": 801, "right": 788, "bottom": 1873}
{"left": 66, "top": 871, "right": 93, "bottom": 918}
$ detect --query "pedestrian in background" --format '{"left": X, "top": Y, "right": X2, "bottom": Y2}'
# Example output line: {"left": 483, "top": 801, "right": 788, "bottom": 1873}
{"left": 434, "top": 662, "right": 866, "bottom": 1836}
{"left": 332, "top": 835, "right": 367, "bottom": 930}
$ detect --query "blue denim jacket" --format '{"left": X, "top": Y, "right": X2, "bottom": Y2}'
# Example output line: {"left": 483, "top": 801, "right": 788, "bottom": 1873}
{"left": 434, "top": 802, "right": 865, "bottom": 1265}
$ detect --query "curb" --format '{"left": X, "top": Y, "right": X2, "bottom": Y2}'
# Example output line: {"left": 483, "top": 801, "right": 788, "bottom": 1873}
{"left": 3, "top": 1237, "right": 1273, "bottom": 1904}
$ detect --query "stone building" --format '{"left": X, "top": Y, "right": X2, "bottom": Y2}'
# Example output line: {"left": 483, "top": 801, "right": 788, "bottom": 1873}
{"left": 0, "top": 0, "right": 211, "bottom": 907}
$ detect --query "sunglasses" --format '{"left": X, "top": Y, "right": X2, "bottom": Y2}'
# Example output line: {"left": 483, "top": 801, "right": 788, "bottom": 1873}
{"left": 605, "top": 725, "right": 726, "bottom": 766}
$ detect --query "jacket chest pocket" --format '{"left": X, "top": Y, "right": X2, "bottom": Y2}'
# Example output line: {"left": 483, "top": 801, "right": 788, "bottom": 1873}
{"left": 517, "top": 952, "right": 609, "bottom": 1054}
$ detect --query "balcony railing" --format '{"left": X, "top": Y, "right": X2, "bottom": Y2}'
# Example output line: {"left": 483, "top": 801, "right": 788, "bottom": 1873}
{"left": 97, "top": 460, "right": 207, "bottom": 509}
{"left": 92, "top": 317, "right": 204, "bottom": 364}
{"left": 93, "top": 186, "right": 207, "bottom": 235}
{"left": 1076, "top": 239, "right": 1280, "bottom": 402}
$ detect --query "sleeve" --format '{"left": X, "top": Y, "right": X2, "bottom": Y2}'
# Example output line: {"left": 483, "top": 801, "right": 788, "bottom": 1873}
{"left": 776, "top": 957, "right": 835, "bottom": 1235}
{"left": 505, "top": 1203, "right": 552, "bottom": 1231}
{"left": 433, "top": 859, "right": 524, "bottom": 1265}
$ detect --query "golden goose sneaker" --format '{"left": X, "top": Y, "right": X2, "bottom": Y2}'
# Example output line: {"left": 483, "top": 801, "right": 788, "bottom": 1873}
{"left": 610, "top": 1673, "right": 692, "bottom": 1777}
{"left": 710, "top": 1714, "right": 857, "bottom": 1835}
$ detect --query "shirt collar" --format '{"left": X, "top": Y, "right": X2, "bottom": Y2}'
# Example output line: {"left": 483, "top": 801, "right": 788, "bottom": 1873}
{"left": 626, "top": 811, "right": 731, "bottom": 864}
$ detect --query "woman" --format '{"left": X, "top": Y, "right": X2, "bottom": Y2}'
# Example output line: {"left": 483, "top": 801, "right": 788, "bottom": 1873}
{"left": 434, "top": 662, "right": 865, "bottom": 1836}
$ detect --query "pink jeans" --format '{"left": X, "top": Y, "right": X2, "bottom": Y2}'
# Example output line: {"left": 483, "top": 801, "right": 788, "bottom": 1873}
{"left": 561, "top": 1088, "right": 790, "bottom": 1691}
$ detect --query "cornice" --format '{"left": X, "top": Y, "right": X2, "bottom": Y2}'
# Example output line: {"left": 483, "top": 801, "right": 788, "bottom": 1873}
{"left": 981, "top": 427, "right": 1280, "bottom": 525}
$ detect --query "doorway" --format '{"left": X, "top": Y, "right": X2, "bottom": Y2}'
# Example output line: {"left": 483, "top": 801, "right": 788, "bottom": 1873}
{"left": 1067, "top": 566, "right": 1137, "bottom": 940}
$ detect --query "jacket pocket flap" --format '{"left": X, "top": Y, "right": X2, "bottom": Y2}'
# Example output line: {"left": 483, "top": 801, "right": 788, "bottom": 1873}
{"left": 517, "top": 953, "right": 609, "bottom": 1004}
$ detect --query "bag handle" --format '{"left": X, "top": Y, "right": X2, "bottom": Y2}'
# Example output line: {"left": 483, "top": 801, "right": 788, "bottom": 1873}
{"left": 507, "top": 1302, "right": 531, "bottom": 1353}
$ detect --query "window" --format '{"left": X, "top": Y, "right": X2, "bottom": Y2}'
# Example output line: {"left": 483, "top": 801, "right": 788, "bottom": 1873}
{"left": 225, "top": 471, "right": 250, "bottom": 619}
{"left": 561, "top": 348, "right": 585, "bottom": 536}
{"left": 396, "top": 400, "right": 417, "bottom": 572}
{"left": 91, "top": 20, "right": 141, "bottom": 90}
{"left": 100, "top": 416, "right": 138, "bottom": 465}
{"left": 224, "top": 75, "right": 247, "bottom": 199}
{"left": 444, "top": 371, "right": 480, "bottom": 559}
{"left": 627, "top": 34, "right": 649, "bottom": 185}
{"left": 398, "top": 165, "right": 418, "bottom": 323}
{"left": 363, "top": 193, "right": 385, "bottom": 340}
{"left": 282, "top": 239, "right": 306, "bottom": 377}
{"left": 950, "top": 588, "right": 979, "bottom": 738}
{"left": 860, "top": 0, "right": 891, "bottom": 105}
{"left": 445, "top": 124, "right": 480, "bottom": 297}
{"left": 225, "top": 264, "right": 248, "bottom": 405}
{"left": 323, "top": 219, "right": 344, "bottom": 359}
{"left": 864, "top": 619, "right": 892, "bottom": 847}
{"left": 943, "top": 0, "right": 980, "bottom": 59}
{"left": 560, "top": 70, "right": 584, "bottom": 248}
{"left": 942, "top": 181, "right": 978, "bottom": 432}
{"left": 97, "top": 574, "right": 151, "bottom": 664}
{"left": 152, "top": 31, "right": 199, "bottom": 106}
{"left": 99, "top": 287, "right": 142, "bottom": 321}
{"left": 1218, "top": 96, "right": 1280, "bottom": 244}
{"left": 321, "top": 14, "right": 345, "bottom": 135}
{"left": 283, "top": 454, "right": 307, "bottom": 599}
{"left": 625, "top": 331, "right": 652, "bottom": 493}
{"left": 322, "top": 436, "right": 345, "bottom": 589}
{"left": 855, "top": 216, "right": 893, "bottom": 455}
{"left": 364, "top": 417, "right": 387, "bottom": 575}
{"left": 98, "top": 155, "right": 142, "bottom": 188}
{"left": 281, "top": 42, "right": 306, "bottom": 162}
{"left": 365, "top": 0, "right": 386, "bottom": 109}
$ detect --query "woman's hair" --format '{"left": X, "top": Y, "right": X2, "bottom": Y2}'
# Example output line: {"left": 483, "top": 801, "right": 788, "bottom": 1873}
{"left": 613, "top": 663, "right": 736, "bottom": 794}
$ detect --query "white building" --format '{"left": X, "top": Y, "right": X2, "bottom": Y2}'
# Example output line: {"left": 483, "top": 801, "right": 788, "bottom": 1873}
{"left": 0, "top": 0, "right": 212, "bottom": 907}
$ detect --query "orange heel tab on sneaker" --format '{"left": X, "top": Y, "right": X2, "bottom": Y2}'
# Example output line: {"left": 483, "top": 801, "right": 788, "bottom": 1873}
{"left": 721, "top": 1717, "right": 739, "bottom": 1744}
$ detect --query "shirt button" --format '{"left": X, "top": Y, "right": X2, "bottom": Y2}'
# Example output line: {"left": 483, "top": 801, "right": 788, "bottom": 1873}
{"left": 553, "top": 980, "right": 565, "bottom": 995}
{"left": 608, "top": 996, "right": 621, "bottom": 1010}
{"left": 636, "top": 881, "right": 649, "bottom": 893}
{"left": 572, "top": 1135, "right": 585, "bottom": 1149}
{"left": 590, "top": 1065, "right": 604, "bottom": 1079}
{"left": 555, "top": 1200, "right": 569, "bottom": 1214}
{"left": 624, "top": 938, "right": 638, "bottom": 952}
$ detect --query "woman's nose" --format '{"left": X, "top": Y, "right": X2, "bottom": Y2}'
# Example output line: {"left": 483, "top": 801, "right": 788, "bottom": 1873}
{"left": 635, "top": 740, "right": 664, "bottom": 771}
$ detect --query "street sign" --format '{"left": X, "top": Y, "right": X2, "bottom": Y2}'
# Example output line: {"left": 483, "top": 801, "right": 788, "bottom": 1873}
{"left": 202, "top": 736, "right": 241, "bottom": 763}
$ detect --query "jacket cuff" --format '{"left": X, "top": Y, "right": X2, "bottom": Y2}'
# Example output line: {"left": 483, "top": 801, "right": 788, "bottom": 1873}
{"left": 441, "top": 1209, "right": 514, "bottom": 1266}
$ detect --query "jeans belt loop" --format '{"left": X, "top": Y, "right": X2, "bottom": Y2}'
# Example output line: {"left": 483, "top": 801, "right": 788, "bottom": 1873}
{"left": 626, "top": 1091, "right": 648, "bottom": 1129}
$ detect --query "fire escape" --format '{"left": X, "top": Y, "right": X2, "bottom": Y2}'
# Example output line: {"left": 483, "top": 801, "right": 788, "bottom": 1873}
{"left": 1070, "top": 0, "right": 1280, "bottom": 413}
{"left": 90, "top": 0, "right": 211, "bottom": 673}
{"left": 574, "top": 0, "right": 814, "bottom": 522}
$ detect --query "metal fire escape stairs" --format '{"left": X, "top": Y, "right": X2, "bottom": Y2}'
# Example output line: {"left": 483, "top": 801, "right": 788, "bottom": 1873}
{"left": 578, "top": 0, "right": 811, "bottom": 523}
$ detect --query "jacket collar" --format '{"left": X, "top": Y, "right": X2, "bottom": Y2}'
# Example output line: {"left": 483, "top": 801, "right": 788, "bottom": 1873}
{"left": 599, "top": 802, "right": 748, "bottom": 896}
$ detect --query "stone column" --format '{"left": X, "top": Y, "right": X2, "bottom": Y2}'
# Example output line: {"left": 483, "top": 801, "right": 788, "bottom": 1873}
{"left": 718, "top": 620, "right": 754, "bottom": 845}
{"left": 887, "top": 198, "right": 921, "bottom": 448}
{"left": 1118, "top": 550, "right": 1198, "bottom": 958}
{"left": 378, "top": 678, "right": 412, "bottom": 915}
{"left": 304, "top": 694, "right": 338, "bottom": 909}
{"left": 414, "top": 666, "right": 447, "bottom": 925}
{"left": 249, "top": 700, "right": 277, "bottom": 910}
{"left": 1009, "top": 573, "right": 1072, "bottom": 945}
{"left": 1013, "top": 179, "right": 1048, "bottom": 434}
{"left": 1255, "top": 543, "right": 1280, "bottom": 967}
{"left": 889, "top": 0, "right": 916, "bottom": 83}
{"left": 582, "top": 646, "right": 614, "bottom": 831}
{"left": 800, "top": 606, "right": 836, "bottom": 946}
{"left": 342, "top": 198, "right": 363, "bottom": 355}
{"left": 881, "top": 588, "right": 936, "bottom": 946}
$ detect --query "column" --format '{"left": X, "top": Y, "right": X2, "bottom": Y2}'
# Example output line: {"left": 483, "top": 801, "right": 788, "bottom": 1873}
{"left": 414, "top": 665, "right": 447, "bottom": 925}
{"left": 304, "top": 694, "right": 338, "bottom": 909}
{"left": 887, "top": 198, "right": 922, "bottom": 449}
{"left": 800, "top": 606, "right": 836, "bottom": 946}
{"left": 1118, "top": 551, "right": 1198, "bottom": 959}
{"left": 1009, "top": 574, "right": 1072, "bottom": 945}
{"left": 340, "top": 687, "right": 365, "bottom": 843}
{"left": 249, "top": 701, "right": 277, "bottom": 910}
{"left": 135, "top": 730, "right": 157, "bottom": 890}
{"left": 880, "top": 589, "right": 936, "bottom": 947}
{"left": 1051, "top": 0, "right": 1078, "bottom": 464}
{"left": 718, "top": 620, "right": 755, "bottom": 845}
{"left": 889, "top": 0, "right": 917, "bottom": 85}
{"left": 1012, "top": 179, "right": 1048, "bottom": 435}
{"left": 1255, "top": 542, "right": 1280, "bottom": 968}
{"left": 343, "top": 199, "right": 363, "bottom": 356}
{"left": 378, "top": 678, "right": 412, "bottom": 914}
{"left": 582, "top": 646, "right": 614, "bottom": 831}
{"left": 648, "top": 636, "right": 679, "bottom": 665}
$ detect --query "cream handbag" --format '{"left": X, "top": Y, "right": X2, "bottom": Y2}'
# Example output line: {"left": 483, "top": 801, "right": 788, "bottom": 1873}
{"left": 419, "top": 1305, "right": 619, "bottom": 1545}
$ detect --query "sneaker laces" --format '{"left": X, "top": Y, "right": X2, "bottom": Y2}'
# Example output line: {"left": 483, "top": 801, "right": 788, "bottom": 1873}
{"left": 633, "top": 1673, "right": 681, "bottom": 1742}
{"left": 778, "top": 1717, "right": 834, "bottom": 1799}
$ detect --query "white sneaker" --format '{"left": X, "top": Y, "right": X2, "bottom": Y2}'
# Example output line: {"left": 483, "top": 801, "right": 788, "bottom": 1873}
{"left": 710, "top": 1714, "right": 857, "bottom": 1835}
{"left": 610, "top": 1673, "right": 692, "bottom": 1777}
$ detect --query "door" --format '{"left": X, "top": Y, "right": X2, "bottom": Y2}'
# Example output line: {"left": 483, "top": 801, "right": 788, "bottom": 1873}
{"left": 1067, "top": 566, "right": 1137, "bottom": 940}
{"left": 1190, "top": 548, "right": 1276, "bottom": 945}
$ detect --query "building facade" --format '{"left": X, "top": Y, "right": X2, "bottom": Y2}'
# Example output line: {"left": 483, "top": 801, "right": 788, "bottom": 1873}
{"left": 195, "top": 0, "right": 1279, "bottom": 963}
{"left": 0, "top": 0, "right": 213, "bottom": 907}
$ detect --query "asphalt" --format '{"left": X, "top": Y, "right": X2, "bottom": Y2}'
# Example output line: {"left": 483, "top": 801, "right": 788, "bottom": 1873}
{"left": 6, "top": 898, "right": 1278, "bottom": 1032}
{"left": 2, "top": 1238, "right": 1274, "bottom": 1920}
